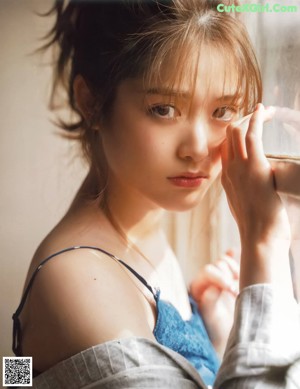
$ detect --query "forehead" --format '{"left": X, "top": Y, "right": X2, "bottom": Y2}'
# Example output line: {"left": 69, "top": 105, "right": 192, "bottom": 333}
{"left": 145, "top": 44, "right": 240, "bottom": 104}
{"left": 198, "top": 50, "right": 238, "bottom": 103}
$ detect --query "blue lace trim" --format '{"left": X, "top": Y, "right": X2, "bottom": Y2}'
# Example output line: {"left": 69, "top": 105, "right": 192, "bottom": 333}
{"left": 153, "top": 288, "right": 220, "bottom": 386}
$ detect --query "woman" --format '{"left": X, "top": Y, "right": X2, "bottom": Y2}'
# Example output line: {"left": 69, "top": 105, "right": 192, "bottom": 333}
{"left": 12, "top": 1, "right": 300, "bottom": 387}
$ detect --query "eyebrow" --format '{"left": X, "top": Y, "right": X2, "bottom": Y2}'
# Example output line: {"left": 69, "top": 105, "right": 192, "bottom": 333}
{"left": 215, "top": 94, "right": 242, "bottom": 103}
{"left": 141, "top": 87, "right": 191, "bottom": 98}
{"left": 141, "top": 88, "right": 241, "bottom": 103}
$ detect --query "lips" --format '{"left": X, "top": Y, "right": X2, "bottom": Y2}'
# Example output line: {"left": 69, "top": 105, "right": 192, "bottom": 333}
{"left": 167, "top": 172, "right": 208, "bottom": 188}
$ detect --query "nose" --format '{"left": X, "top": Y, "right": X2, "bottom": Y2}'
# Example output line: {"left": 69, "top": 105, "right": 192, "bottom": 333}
{"left": 177, "top": 120, "right": 211, "bottom": 162}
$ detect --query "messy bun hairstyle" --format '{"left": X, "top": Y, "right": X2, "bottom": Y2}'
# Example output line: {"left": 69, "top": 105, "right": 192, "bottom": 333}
{"left": 43, "top": 0, "right": 262, "bottom": 177}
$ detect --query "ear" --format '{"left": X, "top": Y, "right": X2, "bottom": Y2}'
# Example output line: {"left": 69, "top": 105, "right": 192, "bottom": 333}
{"left": 73, "top": 75, "right": 96, "bottom": 124}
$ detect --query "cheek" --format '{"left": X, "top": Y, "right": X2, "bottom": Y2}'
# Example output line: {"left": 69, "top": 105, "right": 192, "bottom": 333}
{"left": 210, "top": 125, "right": 227, "bottom": 147}
{"left": 102, "top": 124, "right": 172, "bottom": 176}
{"left": 210, "top": 146, "right": 222, "bottom": 177}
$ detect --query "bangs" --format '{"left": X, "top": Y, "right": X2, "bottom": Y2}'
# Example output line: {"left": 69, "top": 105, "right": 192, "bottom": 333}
{"left": 135, "top": 16, "right": 261, "bottom": 116}
{"left": 139, "top": 20, "right": 204, "bottom": 105}
{"left": 214, "top": 34, "right": 262, "bottom": 115}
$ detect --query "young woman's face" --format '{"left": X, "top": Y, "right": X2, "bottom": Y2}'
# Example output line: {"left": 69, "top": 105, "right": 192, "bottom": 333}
{"left": 100, "top": 49, "right": 240, "bottom": 212}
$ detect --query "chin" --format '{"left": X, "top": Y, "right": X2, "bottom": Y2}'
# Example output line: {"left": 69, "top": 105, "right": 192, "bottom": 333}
{"left": 161, "top": 190, "right": 209, "bottom": 213}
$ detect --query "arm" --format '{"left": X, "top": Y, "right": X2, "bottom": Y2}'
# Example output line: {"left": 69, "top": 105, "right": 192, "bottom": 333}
{"left": 214, "top": 104, "right": 300, "bottom": 388}
{"left": 214, "top": 284, "right": 300, "bottom": 388}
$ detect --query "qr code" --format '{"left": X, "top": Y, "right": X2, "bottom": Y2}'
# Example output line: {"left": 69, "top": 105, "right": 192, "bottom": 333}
{"left": 2, "top": 357, "right": 32, "bottom": 387}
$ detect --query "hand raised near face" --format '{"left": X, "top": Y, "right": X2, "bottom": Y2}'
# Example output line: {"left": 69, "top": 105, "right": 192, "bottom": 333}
{"left": 220, "top": 104, "right": 292, "bottom": 295}
{"left": 220, "top": 104, "right": 291, "bottom": 246}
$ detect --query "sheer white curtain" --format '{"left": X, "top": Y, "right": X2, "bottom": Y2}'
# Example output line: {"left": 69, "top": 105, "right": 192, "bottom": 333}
{"left": 244, "top": 0, "right": 300, "bottom": 156}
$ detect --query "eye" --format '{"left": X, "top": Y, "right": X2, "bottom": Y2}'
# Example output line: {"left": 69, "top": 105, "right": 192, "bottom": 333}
{"left": 148, "top": 105, "right": 179, "bottom": 119}
{"left": 212, "top": 106, "right": 238, "bottom": 122}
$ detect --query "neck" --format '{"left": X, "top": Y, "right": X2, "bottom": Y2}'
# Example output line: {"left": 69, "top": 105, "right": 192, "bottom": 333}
{"left": 78, "top": 168, "right": 165, "bottom": 241}
{"left": 70, "top": 169, "right": 170, "bottom": 274}
{"left": 106, "top": 203, "right": 164, "bottom": 243}
{"left": 103, "top": 185, "right": 165, "bottom": 243}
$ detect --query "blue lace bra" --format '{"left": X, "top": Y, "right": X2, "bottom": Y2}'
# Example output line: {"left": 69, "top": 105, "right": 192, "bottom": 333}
{"left": 12, "top": 245, "right": 219, "bottom": 385}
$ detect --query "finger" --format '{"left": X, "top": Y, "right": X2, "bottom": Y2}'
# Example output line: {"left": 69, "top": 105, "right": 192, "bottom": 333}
{"left": 231, "top": 126, "right": 247, "bottom": 159}
{"left": 190, "top": 265, "right": 223, "bottom": 298}
{"left": 222, "top": 255, "right": 240, "bottom": 280}
{"left": 263, "top": 105, "right": 276, "bottom": 121}
{"left": 226, "top": 125, "right": 235, "bottom": 160}
{"left": 198, "top": 286, "right": 221, "bottom": 306}
{"left": 215, "top": 258, "right": 240, "bottom": 287}
{"left": 232, "top": 107, "right": 275, "bottom": 135}
{"left": 220, "top": 139, "right": 229, "bottom": 171}
{"left": 215, "top": 259, "right": 232, "bottom": 280}
{"left": 246, "top": 103, "right": 266, "bottom": 162}
{"left": 225, "top": 247, "right": 240, "bottom": 260}
{"left": 201, "top": 264, "right": 237, "bottom": 294}
{"left": 214, "top": 261, "right": 239, "bottom": 294}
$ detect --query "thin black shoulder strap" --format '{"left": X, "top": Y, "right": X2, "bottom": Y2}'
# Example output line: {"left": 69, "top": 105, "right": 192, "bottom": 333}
{"left": 12, "top": 245, "right": 158, "bottom": 356}
{"left": 14, "top": 245, "right": 157, "bottom": 319}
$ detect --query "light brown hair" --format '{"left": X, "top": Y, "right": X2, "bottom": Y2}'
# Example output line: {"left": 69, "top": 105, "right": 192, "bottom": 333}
{"left": 43, "top": 0, "right": 262, "bottom": 180}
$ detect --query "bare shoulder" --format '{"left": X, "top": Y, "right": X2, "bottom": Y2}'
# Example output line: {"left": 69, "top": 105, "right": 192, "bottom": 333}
{"left": 21, "top": 246, "right": 156, "bottom": 372}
